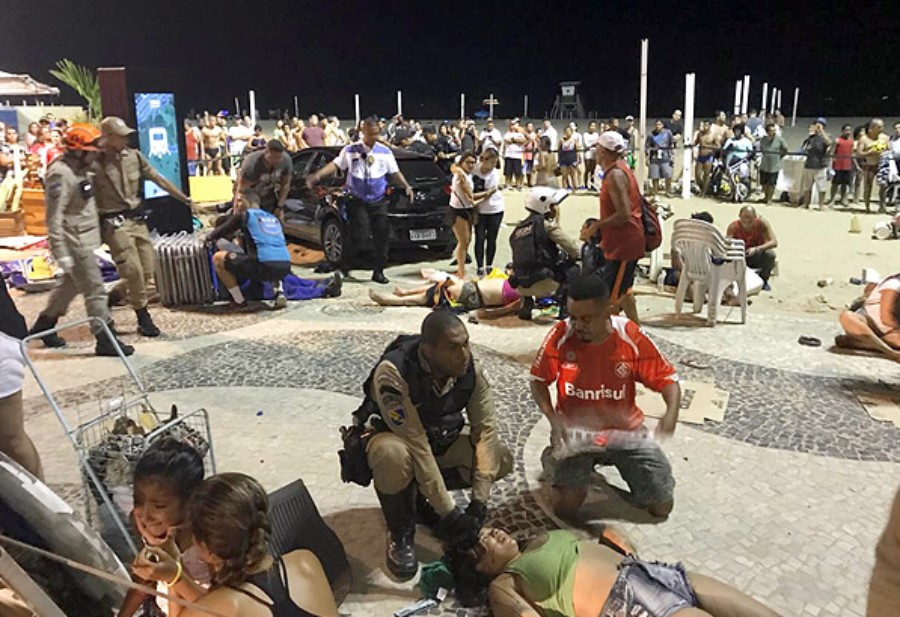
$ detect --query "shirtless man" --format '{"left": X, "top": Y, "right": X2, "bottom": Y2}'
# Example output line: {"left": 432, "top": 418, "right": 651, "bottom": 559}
{"left": 201, "top": 116, "right": 226, "bottom": 176}
{"left": 708, "top": 111, "right": 730, "bottom": 151}
{"left": 856, "top": 118, "right": 890, "bottom": 212}
{"left": 694, "top": 121, "right": 717, "bottom": 195}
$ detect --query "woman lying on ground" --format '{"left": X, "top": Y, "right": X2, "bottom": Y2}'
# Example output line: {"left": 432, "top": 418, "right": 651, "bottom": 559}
{"left": 369, "top": 268, "right": 523, "bottom": 319}
{"left": 835, "top": 273, "right": 900, "bottom": 362}
{"left": 447, "top": 527, "right": 781, "bottom": 617}
{"left": 178, "top": 472, "right": 338, "bottom": 617}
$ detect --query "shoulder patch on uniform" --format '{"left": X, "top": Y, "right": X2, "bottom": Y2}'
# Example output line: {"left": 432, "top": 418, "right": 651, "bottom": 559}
{"left": 48, "top": 181, "right": 62, "bottom": 200}
{"left": 386, "top": 406, "right": 406, "bottom": 427}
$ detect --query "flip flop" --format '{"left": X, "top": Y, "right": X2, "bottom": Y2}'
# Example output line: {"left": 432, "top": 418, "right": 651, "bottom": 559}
{"left": 798, "top": 336, "right": 822, "bottom": 347}
{"left": 681, "top": 358, "right": 711, "bottom": 369}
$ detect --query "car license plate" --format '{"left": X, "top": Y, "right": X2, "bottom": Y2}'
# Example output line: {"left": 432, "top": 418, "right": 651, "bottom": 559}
{"left": 409, "top": 229, "right": 437, "bottom": 242}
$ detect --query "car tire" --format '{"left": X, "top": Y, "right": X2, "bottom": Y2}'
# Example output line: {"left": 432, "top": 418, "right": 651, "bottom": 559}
{"left": 432, "top": 244, "right": 454, "bottom": 259}
{"left": 321, "top": 217, "right": 345, "bottom": 264}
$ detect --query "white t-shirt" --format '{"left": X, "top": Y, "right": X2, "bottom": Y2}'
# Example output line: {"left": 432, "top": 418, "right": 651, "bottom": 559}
{"left": 479, "top": 129, "right": 502, "bottom": 151}
{"left": 0, "top": 332, "right": 24, "bottom": 399}
{"left": 540, "top": 125, "right": 559, "bottom": 151}
{"left": 473, "top": 166, "right": 503, "bottom": 214}
{"left": 450, "top": 172, "right": 475, "bottom": 210}
{"left": 583, "top": 131, "right": 600, "bottom": 159}
{"left": 503, "top": 131, "right": 524, "bottom": 159}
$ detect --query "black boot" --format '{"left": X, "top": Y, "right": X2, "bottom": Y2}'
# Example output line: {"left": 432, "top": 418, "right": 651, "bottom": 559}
{"left": 323, "top": 272, "right": 343, "bottom": 298}
{"left": 135, "top": 308, "right": 161, "bottom": 337}
{"left": 375, "top": 485, "right": 418, "bottom": 580}
{"left": 29, "top": 315, "right": 66, "bottom": 348}
{"left": 95, "top": 328, "right": 135, "bottom": 357}
{"left": 415, "top": 491, "right": 441, "bottom": 530}
{"left": 517, "top": 296, "right": 534, "bottom": 320}
{"left": 372, "top": 270, "right": 389, "bottom": 285}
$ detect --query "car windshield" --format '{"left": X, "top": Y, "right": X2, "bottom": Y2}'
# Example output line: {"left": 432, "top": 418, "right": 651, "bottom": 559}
{"left": 398, "top": 159, "right": 445, "bottom": 186}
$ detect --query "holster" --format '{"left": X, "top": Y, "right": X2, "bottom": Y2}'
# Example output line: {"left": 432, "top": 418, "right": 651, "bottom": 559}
{"left": 338, "top": 424, "right": 374, "bottom": 486}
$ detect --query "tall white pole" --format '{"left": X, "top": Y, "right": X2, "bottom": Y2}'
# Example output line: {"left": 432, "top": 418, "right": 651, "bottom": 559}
{"left": 249, "top": 90, "right": 256, "bottom": 124}
{"left": 489, "top": 92, "right": 494, "bottom": 119}
{"left": 354, "top": 94, "right": 360, "bottom": 126}
{"left": 681, "top": 73, "right": 696, "bottom": 200}
{"left": 733, "top": 80, "right": 742, "bottom": 116}
{"left": 524, "top": 94, "right": 529, "bottom": 119}
{"left": 397, "top": 90, "right": 402, "bottom": 117}
{"left": 293, "top": 96, "right": 299, "bottom": 118}
{"left": 776, "top": 89, "right": 782, "bottom": 111}
{"left": 770, "top": 88, "right": 777, "bottom": 115}
{"left": 460, "top": 93, "right": 465, "bottom": 119}
{"left": 741, "top": 75, "right": 750, "bottom": 114}
{"left": 791, "top": 88, "right": 799, "bottom": 127}
{"left": 761, "top": 82, "right": 768, "bottom": 114}
{"left": 234, "top": 97, "right": 240, "bottom": 117}
{"left": 638, "top": 39, "right": 649, "bottom": 190}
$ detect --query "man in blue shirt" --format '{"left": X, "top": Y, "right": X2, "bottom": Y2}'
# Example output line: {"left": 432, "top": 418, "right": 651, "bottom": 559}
{"left": 308, "top": 116, "right": 414, "bottom": 284}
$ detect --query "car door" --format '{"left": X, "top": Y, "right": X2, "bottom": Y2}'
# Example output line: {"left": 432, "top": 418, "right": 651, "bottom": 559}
{"left": 307, "top": 151, "right": 345, "bottom": 222}
{"left": 282, "top": 150, "right": 320, "bottom": 242}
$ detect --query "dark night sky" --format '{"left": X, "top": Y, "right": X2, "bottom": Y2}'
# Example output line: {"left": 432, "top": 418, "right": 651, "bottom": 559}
{"left": 3, "top": 0, "right": 899, "bottom": 120}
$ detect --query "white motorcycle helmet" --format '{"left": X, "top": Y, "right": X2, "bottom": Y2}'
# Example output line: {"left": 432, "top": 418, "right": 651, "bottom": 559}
{"left": 873, "top": 221, "right": 893, "bottom": 240}
{"left": 525, "top": 186, "right": 569, "bottom": 216}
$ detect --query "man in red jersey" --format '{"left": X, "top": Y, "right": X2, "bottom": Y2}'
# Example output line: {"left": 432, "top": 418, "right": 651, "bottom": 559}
{"left": 530, "top": 273, "right": 681, "bottom": 520}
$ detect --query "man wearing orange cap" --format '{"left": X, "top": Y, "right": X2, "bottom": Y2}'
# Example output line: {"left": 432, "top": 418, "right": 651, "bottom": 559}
{"left": 93, "top": 116, "right": 191, "bottom": 338}
{"left": 28, "top": 124, "right": 134, "bottom": 356}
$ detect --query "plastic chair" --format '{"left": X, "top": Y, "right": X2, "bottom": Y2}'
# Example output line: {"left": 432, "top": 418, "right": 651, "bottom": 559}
{"left": 671, "top": 219, "right": 747, "bottom": 325}
{"left": 267, "top": 478, "right": 351, "bottom": 601}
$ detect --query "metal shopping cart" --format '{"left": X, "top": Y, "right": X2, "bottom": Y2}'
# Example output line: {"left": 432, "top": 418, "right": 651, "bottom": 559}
{"left": 21, "top": 317, "right": 216, "bottom": 559}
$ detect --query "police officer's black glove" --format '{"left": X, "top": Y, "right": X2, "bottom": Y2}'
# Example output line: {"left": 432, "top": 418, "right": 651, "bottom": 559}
{"left": 437, "top": 506, "right": 481, "bottom": 546}
{"left": 465, "top": 500, "right": 488, "bottom": 527}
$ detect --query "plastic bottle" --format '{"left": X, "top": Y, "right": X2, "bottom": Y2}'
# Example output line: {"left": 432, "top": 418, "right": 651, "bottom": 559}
{"left": 849, "top": 215, "right": 862, "bottom": 234}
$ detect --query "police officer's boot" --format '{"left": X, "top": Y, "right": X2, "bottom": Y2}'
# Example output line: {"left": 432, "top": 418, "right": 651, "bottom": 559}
{"left": 95, "top": 327, "right": 135, "bottom": 357}
{"left": 29, "top": 314, "right": 66, "bottom": 348}
{"left": 376, "top": 484, "right": 418, "bottom": 580}
{"left": 135, "top": 308, "right": 161, "bottom": 337}
{"left": 517, "top": 296, "right": 534, "bottom": 320}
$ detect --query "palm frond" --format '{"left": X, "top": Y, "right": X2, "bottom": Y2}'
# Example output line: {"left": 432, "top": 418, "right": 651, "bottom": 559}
{"left": 48, "top": 59, "right": 102, "bottom": 122}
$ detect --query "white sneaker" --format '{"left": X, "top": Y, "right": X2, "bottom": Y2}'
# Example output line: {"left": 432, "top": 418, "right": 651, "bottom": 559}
{"left": 273, "top": 291, "right": 287, "bottom": 309}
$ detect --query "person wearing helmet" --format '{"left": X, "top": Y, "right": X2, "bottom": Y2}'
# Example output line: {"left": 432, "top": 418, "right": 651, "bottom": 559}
{"left": 92, "top": 116, "right": 192, "bottom": 338}
{"left": 509, "top": 186, "right": 580, "bottom": 320}
{"left": 28, "top": 124, "right": 135, "bottom": 356}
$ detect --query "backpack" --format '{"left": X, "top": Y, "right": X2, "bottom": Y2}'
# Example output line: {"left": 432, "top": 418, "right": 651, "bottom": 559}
{"left": 639, "top": 194, "right": 662, "bottom": 252}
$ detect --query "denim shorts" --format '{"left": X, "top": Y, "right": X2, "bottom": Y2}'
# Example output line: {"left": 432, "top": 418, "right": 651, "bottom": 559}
{"left": 599, "top": 556, "right": 699, "bottom": 617}
{"left": 541, "top": 443, "right": 675, "bottom": 507}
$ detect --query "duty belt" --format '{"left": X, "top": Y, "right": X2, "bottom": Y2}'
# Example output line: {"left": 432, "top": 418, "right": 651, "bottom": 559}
{"left": 100, "top": 209, "right": 148, "bottom": 228}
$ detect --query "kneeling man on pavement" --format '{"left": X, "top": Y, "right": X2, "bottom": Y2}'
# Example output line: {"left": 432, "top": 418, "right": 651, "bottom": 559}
{"left": 359, "top": 311, "right": 513, "bottom": 580}
{"left": 531, "top": 273, "right": 681, "bottom": 521}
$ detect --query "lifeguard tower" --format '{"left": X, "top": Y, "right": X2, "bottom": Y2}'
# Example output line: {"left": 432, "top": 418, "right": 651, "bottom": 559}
{"left": 549, "top": 81, "right": 585, "bottom": 119}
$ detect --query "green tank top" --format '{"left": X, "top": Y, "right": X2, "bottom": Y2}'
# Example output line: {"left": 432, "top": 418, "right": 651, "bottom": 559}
{"left": 504, "top": 530, "right": 579, "bottom": 617}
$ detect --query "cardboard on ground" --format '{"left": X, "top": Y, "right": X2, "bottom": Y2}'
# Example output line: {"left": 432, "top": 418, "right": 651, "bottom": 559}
{"left": 637, "top": 380, "right": 728, "bottom": 424}
{"left": 854, "top": 388, "right": 900, "bottom": 429}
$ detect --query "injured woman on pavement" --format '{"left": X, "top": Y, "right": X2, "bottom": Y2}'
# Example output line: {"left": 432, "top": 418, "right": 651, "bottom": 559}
{"left": 446, "top": 527, "right": 781, "bottom": 617}
{"left": 369, "top": 268, "right": 523, "bottom": 319}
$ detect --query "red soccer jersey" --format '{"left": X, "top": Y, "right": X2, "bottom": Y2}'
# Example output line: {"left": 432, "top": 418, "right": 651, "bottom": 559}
{"left": 531, "top": 316, "right": 678, "bottom": 431}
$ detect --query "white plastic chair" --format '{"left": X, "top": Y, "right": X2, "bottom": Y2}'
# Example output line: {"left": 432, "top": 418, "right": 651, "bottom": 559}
{"left": 671, "top": 219, "right": 747, "bottom": 325}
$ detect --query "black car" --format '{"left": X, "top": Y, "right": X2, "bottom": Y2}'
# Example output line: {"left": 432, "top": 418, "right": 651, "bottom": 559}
{"left": 282, "top": 146, "right": 454, "bottom": 264}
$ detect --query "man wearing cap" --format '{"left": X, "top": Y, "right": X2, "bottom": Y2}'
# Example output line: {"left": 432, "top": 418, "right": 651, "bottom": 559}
{"left": 582, "top": 131, "right": 645, "bottom": 323}
{"left": 28, "top": 124, "right": 135, "bottom": 356}
{"left": 799, "top": 118, "right": 833, "bottom": 208}
{"left": 93, "top": 116, "right": 192, "bottom": 338}
{"left": 479, "top": 119, "right": 502, "bottom": 154}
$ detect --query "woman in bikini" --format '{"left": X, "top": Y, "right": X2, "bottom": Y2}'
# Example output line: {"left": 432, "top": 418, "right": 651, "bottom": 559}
{"left": 177, "top": 473, "right": 338, "bottom": 617}
{"left": 447, "top": 527, "right": 781, "bottom": 617}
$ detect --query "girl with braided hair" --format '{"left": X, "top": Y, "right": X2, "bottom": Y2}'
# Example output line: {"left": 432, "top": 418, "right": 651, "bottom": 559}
{"left": 181, "top": 473, "right": 337, "bottom": 617}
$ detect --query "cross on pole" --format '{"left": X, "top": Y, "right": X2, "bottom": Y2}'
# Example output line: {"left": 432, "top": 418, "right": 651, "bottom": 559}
{"left": 482, "top": 94, "right": 499, "bottom": 119}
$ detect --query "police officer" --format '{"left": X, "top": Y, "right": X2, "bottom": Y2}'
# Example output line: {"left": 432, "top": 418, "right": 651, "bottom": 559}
{"left": 357, "top": 311, "right": 512, "bottom": 580}
{"left": 307, "top": 116, "right": 415, "bottom": 284}
{"left": 509, "top": 186, "right": 580, "bottom": 320}
{"left": 28, "top": 124, "right": 134, "bottom": 356}
{"left": 93, "top": 116, "right": 192, "bottom": 338}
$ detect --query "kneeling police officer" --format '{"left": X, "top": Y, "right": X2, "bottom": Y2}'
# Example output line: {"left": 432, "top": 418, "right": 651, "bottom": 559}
{"left": 355, "top": 311, "right": 512, "bottom": 580}
{"left": 509, "top": 186, "right": 580, "bottom": 320}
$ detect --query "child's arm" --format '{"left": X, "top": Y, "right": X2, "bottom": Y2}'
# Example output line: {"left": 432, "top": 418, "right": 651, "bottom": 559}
{"left": 118, "top": 586, "right": 149, "bottom": 617}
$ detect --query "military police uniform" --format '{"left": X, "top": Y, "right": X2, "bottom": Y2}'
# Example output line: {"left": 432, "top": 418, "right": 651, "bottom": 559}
{"left": 360, "top": 334, "right": 512, "bottom": 579}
